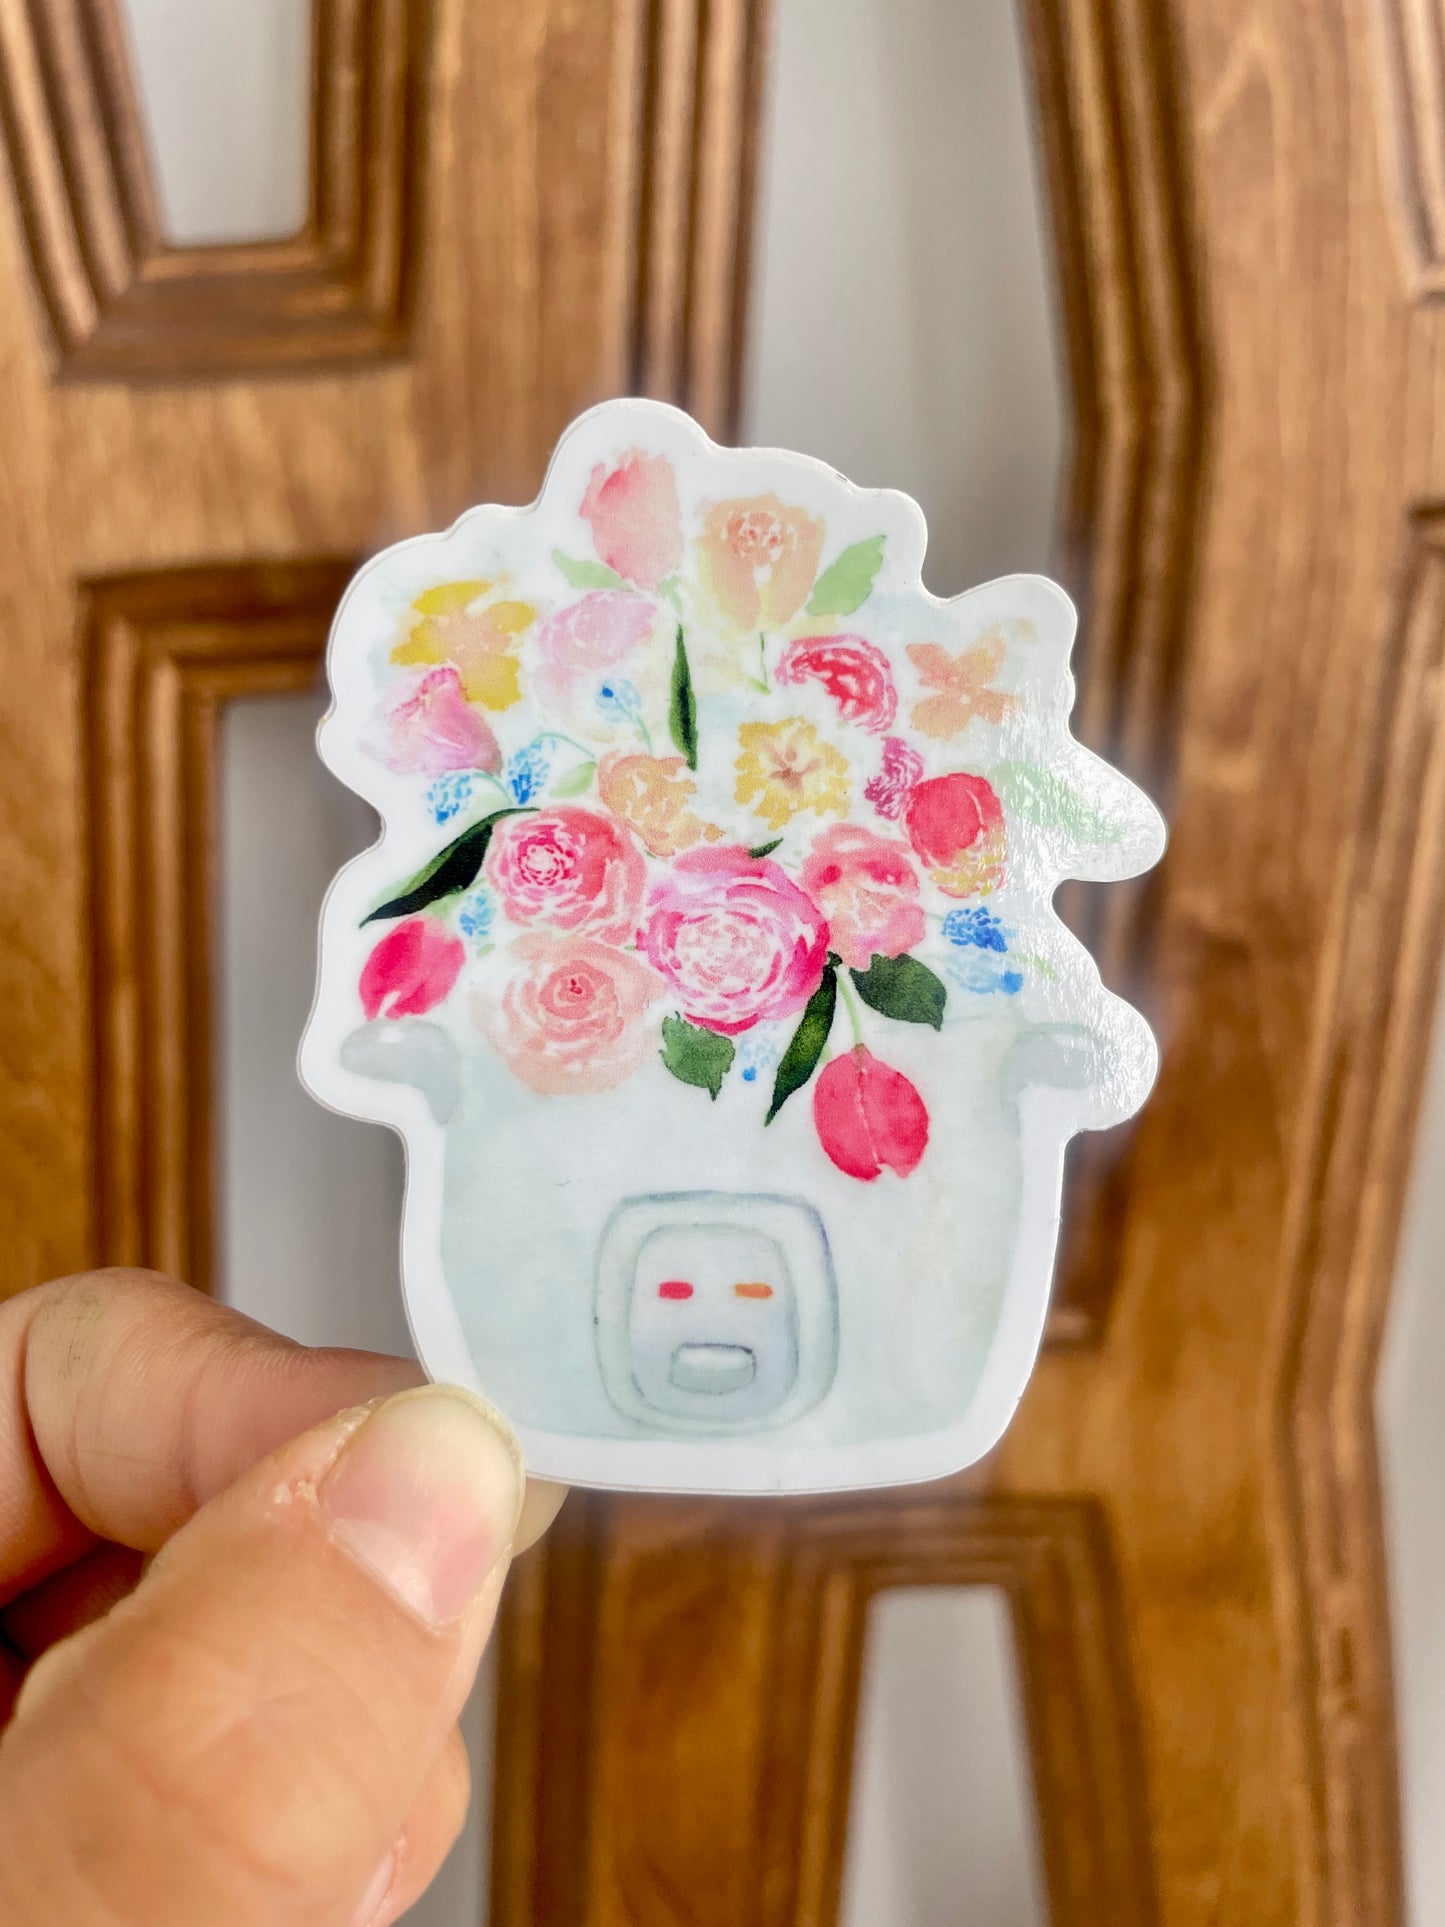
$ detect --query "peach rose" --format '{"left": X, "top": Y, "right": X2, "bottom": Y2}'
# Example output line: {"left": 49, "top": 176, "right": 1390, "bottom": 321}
{"left": 698, "top": 494, "right": 824, "bottom": 631}
{"left": 598, "top": 752, "right": 724, "bottom": 856}
{"left": 471, "top": 933, "right": 663, "bottom": 1094}
{"left": 799, "top": 824, "right": 925, "bottom": 971}
{"left": 580, "top": 451, "right": 683, "bottom": 591}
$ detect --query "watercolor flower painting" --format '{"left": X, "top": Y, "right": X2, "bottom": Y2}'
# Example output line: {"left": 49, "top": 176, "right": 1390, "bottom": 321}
{"left": 322, "top": 404, "right": 1159, "bottom": 1192}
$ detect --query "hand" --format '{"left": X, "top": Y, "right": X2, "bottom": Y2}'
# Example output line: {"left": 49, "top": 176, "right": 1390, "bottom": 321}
{"left": 0, "top": 1268, "right": 566, "bottom": 1924}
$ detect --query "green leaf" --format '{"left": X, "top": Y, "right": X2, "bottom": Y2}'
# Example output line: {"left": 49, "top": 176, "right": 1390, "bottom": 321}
{"left": 748, "top": 838, "right": 783, "bottom": 859}
{"left": 657, "top": 574, "right": 685, "bottom": 613}
{"left": 850, "top": 952, "right": 947, "bottom": 1030}
{"left": 805, "top": 534, "right": 885, "bottom": 617}
{"left": 660, "top": 1015, "right": 735, "bottom": 1100}
{"left": 669, "top": 624, "right": 698, "bottom": 770}
{"left": 766, "top": 966, "right": 838, "bottom": 1122}
{"left": 993, "top": 761, "right": 1123, "bottom": 847}
{"left": 550, "top": 759, "right": 597, "bottom": 797}
{"left": 362, "top": 808, "right": 528, "bottom": 924}
{"left": 553, "top": 548, "right": 624, "bottom": 591}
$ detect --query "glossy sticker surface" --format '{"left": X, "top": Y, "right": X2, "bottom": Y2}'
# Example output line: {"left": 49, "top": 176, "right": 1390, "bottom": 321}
{"left": 301, "top": 399, "right": 1164, "bottom": 1493}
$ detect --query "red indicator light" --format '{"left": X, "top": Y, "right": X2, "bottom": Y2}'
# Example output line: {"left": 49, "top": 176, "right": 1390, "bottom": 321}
{"left": 658, "top": 1279, "right": 694, "bottom": 1300}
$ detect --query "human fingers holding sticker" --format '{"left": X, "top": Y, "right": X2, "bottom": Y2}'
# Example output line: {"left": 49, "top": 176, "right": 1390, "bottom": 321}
{"left": 0, "top": 1268, "right": 566, "bottom": 1926}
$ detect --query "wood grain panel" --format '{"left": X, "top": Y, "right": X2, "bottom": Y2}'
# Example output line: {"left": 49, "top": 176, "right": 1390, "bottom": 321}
{"left": 1373, "top": 0, "right": 1445, "bottom": 294}
{"left": 625, "top": 0, "right": 770, "bottom": 438}
{"left": 492, "top": 1493, "right": 1154, "bottom": 1927}
{"left": 0, "top": 0, "right": 430, "bottom": 376}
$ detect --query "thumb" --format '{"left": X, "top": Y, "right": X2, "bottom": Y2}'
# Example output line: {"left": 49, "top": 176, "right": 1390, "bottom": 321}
{"left": 0, "top": 1385, "right": 524, "bottom": 1927}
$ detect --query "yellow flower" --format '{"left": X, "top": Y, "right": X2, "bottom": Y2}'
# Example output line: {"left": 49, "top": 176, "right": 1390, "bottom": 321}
{"left": 734, "top": 718, "right": 850, "bottom": 831}
{"left": 391, "top": 580, "right": 536, "bottom": 711}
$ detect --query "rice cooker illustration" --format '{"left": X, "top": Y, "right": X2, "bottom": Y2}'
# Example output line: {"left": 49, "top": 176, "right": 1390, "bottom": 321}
{"left": 301, "top": 399, "right": 1164, "bottom": 1495}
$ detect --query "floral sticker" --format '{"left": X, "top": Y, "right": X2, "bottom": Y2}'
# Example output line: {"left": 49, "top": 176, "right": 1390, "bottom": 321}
{"left": 302, "top": 398, "right": 1165, "bottom": 1497}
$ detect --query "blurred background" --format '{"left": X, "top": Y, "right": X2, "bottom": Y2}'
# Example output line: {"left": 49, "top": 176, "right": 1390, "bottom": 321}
{"left": 3, "top": 0, "right": 1439, "bottom": 1921}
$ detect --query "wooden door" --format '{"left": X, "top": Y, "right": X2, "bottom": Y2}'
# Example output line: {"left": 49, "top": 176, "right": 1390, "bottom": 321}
{"left": 0, "top": 2, "right": 1437, "bottom": 1923}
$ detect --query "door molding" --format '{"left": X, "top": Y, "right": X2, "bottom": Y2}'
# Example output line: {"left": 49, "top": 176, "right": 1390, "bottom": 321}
{"left": 492, "top": 1492, "right": 1155, "bottom": 1927}
{"left": 0, "top": 0, "right": 431, "bottom": 377}
{"left": 83, "top": 564, "right": 351, "bottom": 1285}
{"left": 1274, "top": 504, "right": 1445, "bottom": 1922}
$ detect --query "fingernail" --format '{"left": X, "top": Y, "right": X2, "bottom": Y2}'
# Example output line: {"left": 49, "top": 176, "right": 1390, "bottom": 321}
{"left": 320, "top": 1386, "right": 523, "bottom": 1628}
{"left": 352, "top": 1847, "right": 396, "bottom": 1926}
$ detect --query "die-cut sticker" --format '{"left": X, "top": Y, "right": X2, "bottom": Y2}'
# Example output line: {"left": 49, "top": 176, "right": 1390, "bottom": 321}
{"left": 300, "top": 398, "right": 1165, "bottom": 1495}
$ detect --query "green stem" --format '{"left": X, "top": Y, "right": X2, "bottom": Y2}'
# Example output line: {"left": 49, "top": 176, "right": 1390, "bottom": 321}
{"left": 758, "top": 630, "right": 769, "bottom": 691}
{"left": 538, "top": 730, "right": 594, "bottom": 760}
{"left": 836, "top": 966, "right": 864, "bottom": 1049}
{"left": 637, "top": 717, "right": 655, "bottom": 754}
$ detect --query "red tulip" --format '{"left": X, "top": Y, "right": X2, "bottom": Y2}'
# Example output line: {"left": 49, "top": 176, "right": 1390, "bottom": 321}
{"left": 360, "top": 916, "right": 464, "bottom": 1020}
{"left": 812, "top": 1045, "right": 929, "bottom": 1181}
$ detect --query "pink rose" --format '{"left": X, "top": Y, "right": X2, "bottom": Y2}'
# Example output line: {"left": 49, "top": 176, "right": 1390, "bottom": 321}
{"left": 799, "top": 825, "right": 924, "bottom": 971}
{"left": 581, "top": 451, "right": 683, "bottom": 590}
{"left": 813, "top": 1046, "right": 929, "bottom": 1180}
{"left": 863, "top": 735, "right": 925, "bottom": 820}
{"left": 486, "top": 806, "right": 646, "bottom": 941}
{"left": 371, "top": 666, "right": 501, "bottom": 775}
{"left": 359, "top": 917, "right": 464, "bottom": 1020}
{"left": 471, "top": 933, "right": 663, "bottom": 1094}
{"left": 904, "top": 771, "right": 1006, "bottom": 898}
{"left": 638, "top": 846, "right": 830, "bottom": 1035}
{"left": 534, "top": 591, "right": 657, "bottom": 702}
{"left": 775, "top": 635, "right": 898, "bottom": 731}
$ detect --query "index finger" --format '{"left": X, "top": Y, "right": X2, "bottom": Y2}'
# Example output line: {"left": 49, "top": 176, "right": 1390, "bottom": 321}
{"left": 0, "top": 1269, "right": 422, "bottom": 1604}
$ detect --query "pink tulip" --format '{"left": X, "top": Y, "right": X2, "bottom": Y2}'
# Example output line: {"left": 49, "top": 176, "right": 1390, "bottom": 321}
{"left": 812, "top": 1045, "right": 929, "bottom": 1181}
{"left": 580, "top": 450, "right": 684, "bottom": 590}
{"left": 373, "top": 666, "right": 502, "bottom": 776}
{"left": 360, "top": 917, "right": 464, "bottom": 1020}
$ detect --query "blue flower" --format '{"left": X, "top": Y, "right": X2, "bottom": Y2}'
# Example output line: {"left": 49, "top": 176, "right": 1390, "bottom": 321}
{"left": 942, "top": 905, "right": 1010, "bottom": 952}
{"left": 735, "top": 1024, "right": 786, "bottom": 1083}
{"left": 457, "top": 892, "right": 495, "bottom": 945}
{"left": 426, "top": 772, "right": 475, "bottom": 824}
{"left": 506, "top": 739, "right": 554, "bottom": 804}
{"left": 596, "top": 678, "right": 643, "bottom": 726}
{"left": 944, "top": 950, "right": 1023, "bottom": 996}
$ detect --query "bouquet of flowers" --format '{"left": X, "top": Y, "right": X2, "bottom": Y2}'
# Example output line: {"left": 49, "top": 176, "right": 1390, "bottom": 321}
{"left": 350, "top": 444, "right": 1112, "bottom": 1184}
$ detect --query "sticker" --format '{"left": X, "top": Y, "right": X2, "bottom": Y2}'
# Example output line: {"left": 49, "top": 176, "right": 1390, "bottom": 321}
{"left": 300, "top": 398, "right": 1165, "bottom": 1494}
